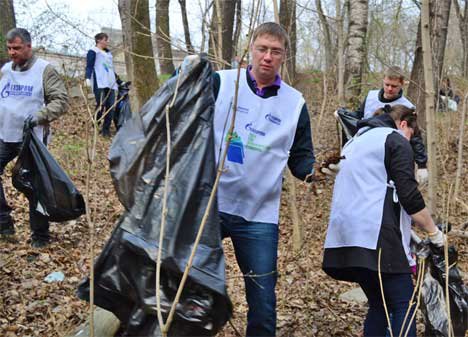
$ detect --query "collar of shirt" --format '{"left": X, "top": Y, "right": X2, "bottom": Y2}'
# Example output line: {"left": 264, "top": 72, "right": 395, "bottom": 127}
{"left": 378, "top": 87, "right": 403, "bottom": 103}
{"left": 12, "top": 54, "right": 37, "bottom": 72}
{"left": 247, "top": 65, "right": 281, "bottom": 97}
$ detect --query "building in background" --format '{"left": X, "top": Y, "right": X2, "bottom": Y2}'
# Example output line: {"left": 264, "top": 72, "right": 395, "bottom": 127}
{"left": 35, "top": 27, "right": 187, "bottom": 97}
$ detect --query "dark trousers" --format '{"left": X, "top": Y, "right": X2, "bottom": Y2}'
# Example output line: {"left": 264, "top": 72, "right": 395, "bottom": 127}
{"left": 0, "top": 140, "right": 49, "bottom": 241}
{"left": 353, "top": 269, "right": 416, "bottom": 337}
{"left": 220, "top": 212, "right": 278, "bottom": 337}
{"left": 94, "top": 87, "right": 116, "bottom": 134}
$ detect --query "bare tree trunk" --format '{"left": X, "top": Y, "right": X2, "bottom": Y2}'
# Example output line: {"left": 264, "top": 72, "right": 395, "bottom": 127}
{"left": 345, "top": 0, "right": 368, "bottom": 104}
{"left": 453, "top": 0, "right": 468, "bottom": 78}
{"left": 199, "top": 1, "right": 213, "bottom": 54}
{"left": 178, "top": 0, "right": 194, "bottom": 54}
{"left": 454, "top": 93, "right": 467, "bottom": 200}
{"left": 280, "top": 0, "right": 296, "bottom": 81}
{"left": 336, "top": 0, "right": 346, "bottom": 106}
{"left": 421, "top": 0, "right": 438, "bottom": 212}
{"left": 117, "top": 0, "right": 134, "bottom": 83}
{"left": 315, "top": 0, "right": 336, "bottom": 74}
{"left": 0, "top": 0, "right": 16, "bottom": 61}
{"left": 208, "top": 1, "right": 221, "bottom": 69}
{"left": 232, "top": 0, "right": 242, "bottom": 59}
{"left": 408, "top": 20, "right": 425, "bottom": 119}
{"left": 208, "top": 0, "right": 237, "bottom": 69}
{"left": 156, "top": 0, "right": 175, "bottom": 74}
{"left": 127, "top": 0, "right": 159, "bottom": 110}
{"left": 222, "top": 0, "right": 236, "bottom": 68}
{"left": 408, "top": 0, "right": 451, "bottom": 124}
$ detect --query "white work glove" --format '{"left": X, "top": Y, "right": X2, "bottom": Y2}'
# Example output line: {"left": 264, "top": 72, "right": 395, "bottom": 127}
{"left": 85, "top": 79, "right": 92, "bottom": 88}
{"left": 428, "top": 228, "right": 445, "bottom": 247}
{"left": 416, "top": 168, "right": 428, "bottom": 184}
{"left": 321, "top": 162, "right": 340, "bottom": 176}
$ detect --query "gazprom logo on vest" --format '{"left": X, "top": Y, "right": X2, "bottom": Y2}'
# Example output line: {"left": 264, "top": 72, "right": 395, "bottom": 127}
{"left": 1, "top": 81, "right": 33, "bottom": 98}
{"left": 245, "top": 122, "right": 266, "bottom": 136}
{"left": 265, "top": 113, "right": 281, "bottom": 125}
{"left": 1, "top": 81, "right": 11, "bottom": 98}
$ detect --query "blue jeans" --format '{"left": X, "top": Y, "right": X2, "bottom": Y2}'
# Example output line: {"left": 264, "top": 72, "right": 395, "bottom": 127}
{"left": 94, "top": 87, "right": 116, "bottom": 134}
{"left": 220, "top": 212, "right": 278, "bottom": 337}
{"left": 0, "top": 140, "right": 49, "bottom": 240}
{"left": 353, "top": 269, "right": 416, "bottom": 337}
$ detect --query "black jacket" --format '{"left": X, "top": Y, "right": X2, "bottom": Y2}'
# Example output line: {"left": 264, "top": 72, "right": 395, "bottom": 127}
{"left": 323, "top": 114, "right": 425, "bottom": 280}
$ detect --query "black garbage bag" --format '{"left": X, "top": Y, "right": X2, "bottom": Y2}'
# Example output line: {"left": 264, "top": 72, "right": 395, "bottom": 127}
{"left": 415, "top": 238, "right": 468, "bottom": 337}
{"left": 116, "top": 81, "right": 132, "bottom": 129}
{"left": 11, "top": 128, "right": 86, "bottom": 222}
{"left": 77, "top": 55, "right": 232, "bottom": 336}
{"left": 335, "top": 108, "right": 359, "bottom": 142}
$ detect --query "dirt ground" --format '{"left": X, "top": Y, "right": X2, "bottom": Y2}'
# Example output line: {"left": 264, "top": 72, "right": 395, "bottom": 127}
{"left": 0, "top": 72, "right": 467, "bottom": 337}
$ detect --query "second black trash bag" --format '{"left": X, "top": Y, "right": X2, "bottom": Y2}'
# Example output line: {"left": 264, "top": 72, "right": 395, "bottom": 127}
{"left": 413, "top": 235, "right": 468, "bottom": 337}
{"left": 77, "top": 55, "right": 232, "bottom": 336}
{"left": 11, "top": 128, "right": 86, "bottom": 222}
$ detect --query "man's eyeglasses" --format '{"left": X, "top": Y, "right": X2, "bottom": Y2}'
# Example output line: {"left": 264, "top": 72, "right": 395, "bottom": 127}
{"left": 253, "top": 46, "right": 285, "bottom": 58}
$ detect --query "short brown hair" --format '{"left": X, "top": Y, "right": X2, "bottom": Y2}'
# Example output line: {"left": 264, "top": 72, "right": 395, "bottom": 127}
{"left": 374, "top": 104, "right": 419, "bottom": 136}
{"left": 384, "top": 66, "right": 405, "bottom": 82}
{"left": 251, "top": 22, "right": 290, "bottom": 51}
{"left": 94, "top": 32, "right": 108, "bottom": 45}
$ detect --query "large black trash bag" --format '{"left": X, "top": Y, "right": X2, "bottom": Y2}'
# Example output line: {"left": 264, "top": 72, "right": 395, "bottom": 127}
{"left": 11, "top": 128, "right": 86, "bottom": 222}
{"left": 414, "top": 238, "right": 468, "bottom": 337}
{"left": 335, "top": 108, "right": 359, "bottom": 141}
{"left": 77, "top": 55, "right": 232, "bottom": 336}
{"left": 116, "top": 81, "right": 132, "bottom": 129}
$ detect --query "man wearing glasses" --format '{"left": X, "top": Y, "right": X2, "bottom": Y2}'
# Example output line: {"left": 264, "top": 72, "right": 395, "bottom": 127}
{"left": 212, "top": 22, "right": 315, "bottom": 336}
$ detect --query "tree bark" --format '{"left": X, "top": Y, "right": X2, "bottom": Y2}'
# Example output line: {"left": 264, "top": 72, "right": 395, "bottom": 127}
{"left": 0, "top": 0, "right": 16, "bottom": 61}
{"left": 119, "top": 0, "right": 159, "bottom": 111}
{"left": 117, "top": 0, "right": 134, "bottom": 83}
{"left": 336, "top": 0, "right": 346, "bottom": 106}
{"left": 454, "top": 94, "right": 467, "bottom": 200}
{"left": 232, "top": 0, "right": 242, "bottom": 59}
{"left": 222, "top": 0, "right": 236, "bottom": 68}
{"left": 208, "top": 1, "right": 220, "bottom": 69}
{"left": 315, "top": 0, "right": 336, "bottom": 74}
{"left": 421, "top": 0, "right": 438, "bottom": 212}
{"left": 345, "top": 0, "right": 368, "bottom": 104}
{"left": 408, "top": 0, "right": 451, "bottom": 124}
{"left": 453, "top": 0, "right": 468, "bottom": 78}
{"left": 208, "top": 0, "right": 237, "bottom": 69}
{"left": 156, "top": 0, "right": 175, "bottom": 74}
{"left": 178, "top": 0, "right": 194, "bottom": 54}
{"left": 280, "top": 0, "right": 296, "bottom": 81}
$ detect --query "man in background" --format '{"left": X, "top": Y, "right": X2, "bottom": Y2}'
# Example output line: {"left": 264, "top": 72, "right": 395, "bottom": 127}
{"left": 85, "top": 32, "right": 118, "bottom": 137}
{"left": 0, "top": 28, "right": 69, "bottom": 247}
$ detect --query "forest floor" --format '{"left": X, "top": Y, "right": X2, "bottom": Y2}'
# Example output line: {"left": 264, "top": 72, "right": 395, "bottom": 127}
{"left": 0, "top": 72, "right": 467, "bottom": 337}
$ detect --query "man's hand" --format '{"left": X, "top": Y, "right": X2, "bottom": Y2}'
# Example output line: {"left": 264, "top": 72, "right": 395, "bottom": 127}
{"left": 85, "top": 79, "right": 92, "bottom": 88}
{"left": 24, "top": 115, "right": 38, "bottom": 129}
{"left": 428, "top": 228, "right": 445, "bottom": 247}
{"left": 416, "top": 168, "right": 428, "bottom": 184}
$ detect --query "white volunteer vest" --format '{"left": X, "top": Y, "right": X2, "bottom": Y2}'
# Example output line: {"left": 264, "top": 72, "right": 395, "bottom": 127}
{"left": 91, "top": 46, "right": 117, "bottom": 90}
{"left": 363, "top": 90, "right": 414, "bottom": 118}
{"left": 325, "top": 126, "right": 415, "bottom": 266}
{"left": 0, "top": 59, "right": 47, "bottom": 142}
{"left": 214, "top": 69, "right": 304, "bottom": 224}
